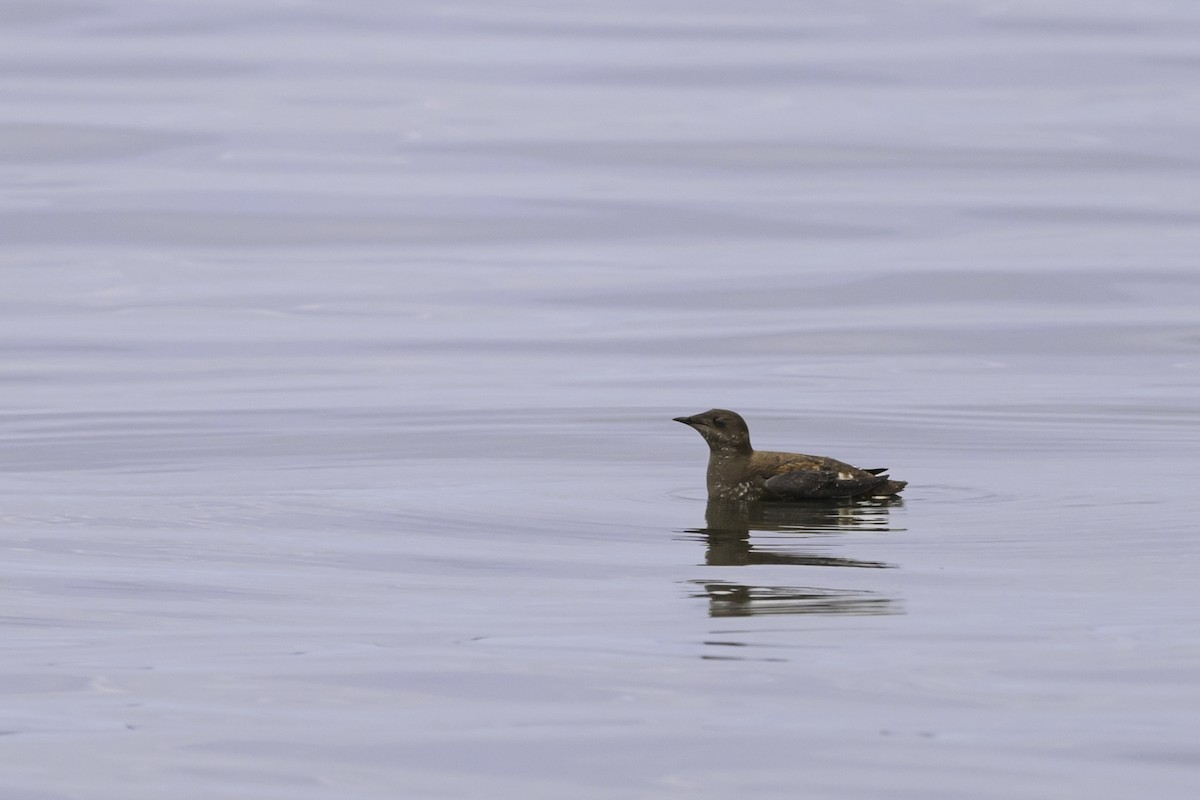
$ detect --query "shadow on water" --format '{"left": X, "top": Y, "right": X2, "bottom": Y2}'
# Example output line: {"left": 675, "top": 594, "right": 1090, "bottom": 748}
{"left": 681, "top": 499, "right": 902, "bottom": 619}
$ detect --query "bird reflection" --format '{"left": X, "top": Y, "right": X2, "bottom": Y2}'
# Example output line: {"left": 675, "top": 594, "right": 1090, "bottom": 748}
{"left": 701, "top": 497, "right": 902, "bottom": 534}
{"left": 687, "top": 498, "right": 901, "bottom": 568}
{"left": 682, "top": 499, "right": 902, "bottom": 619}
{"left": 690, "top": 581, "right": 898, "bottom": 618}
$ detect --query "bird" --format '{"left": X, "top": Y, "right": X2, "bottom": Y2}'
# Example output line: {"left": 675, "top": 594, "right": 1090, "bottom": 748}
{"left": 674, "top": 408, "right": 906, "bottom": 502}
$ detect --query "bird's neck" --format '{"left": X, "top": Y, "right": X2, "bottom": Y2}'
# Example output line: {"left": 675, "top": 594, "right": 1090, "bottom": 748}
{"left": 706, "top": 447, "right": 752, "bottom": 490}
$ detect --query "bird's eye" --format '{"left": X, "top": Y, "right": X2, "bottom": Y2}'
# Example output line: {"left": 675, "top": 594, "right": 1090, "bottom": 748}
{"left": 712, "top": 417, "right": 726, "bottom": 428}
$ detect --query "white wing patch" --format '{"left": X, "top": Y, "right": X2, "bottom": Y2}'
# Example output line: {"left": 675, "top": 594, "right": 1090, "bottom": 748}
{"left": 837, "top": 471, "right": 854, "bottom": 481}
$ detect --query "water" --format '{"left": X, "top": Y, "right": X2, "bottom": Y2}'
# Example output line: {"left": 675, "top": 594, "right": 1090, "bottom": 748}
{"left": 3, "top": 2, "right": 1200, "bottom": 798}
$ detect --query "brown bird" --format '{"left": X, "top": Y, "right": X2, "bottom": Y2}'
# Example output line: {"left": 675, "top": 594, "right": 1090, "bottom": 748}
{"left": 674, "top": 408, "right": 906, "bottom": 501}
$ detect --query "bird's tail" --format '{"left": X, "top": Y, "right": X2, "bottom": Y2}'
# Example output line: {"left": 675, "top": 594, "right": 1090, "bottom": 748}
{"left": 864, "top": 468, "right": 906, "bottom": 496}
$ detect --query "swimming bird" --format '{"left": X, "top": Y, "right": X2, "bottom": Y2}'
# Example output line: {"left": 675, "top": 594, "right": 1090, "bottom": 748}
{"left": 674, "top": 409, "right": 906, "bottom": 501}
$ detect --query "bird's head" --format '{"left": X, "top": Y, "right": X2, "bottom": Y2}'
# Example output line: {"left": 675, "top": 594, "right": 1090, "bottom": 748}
{"left": 673, "top": 408, "right": 752, "bottom": 453}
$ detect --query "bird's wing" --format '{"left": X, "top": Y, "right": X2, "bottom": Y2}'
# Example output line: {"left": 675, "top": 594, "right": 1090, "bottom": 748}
{"left": 763, "top": 469, "right": 837, "bottom": 497}
{"left": 764, "top": 467, "right": 888, "bottom": 500}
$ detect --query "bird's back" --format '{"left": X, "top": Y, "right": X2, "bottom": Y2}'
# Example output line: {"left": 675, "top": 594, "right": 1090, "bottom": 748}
{"left": 749, "top": 450, "right": 904, "bottom": 499}
{"left": 748, "top": 450, "right": 860, "bottom": 479}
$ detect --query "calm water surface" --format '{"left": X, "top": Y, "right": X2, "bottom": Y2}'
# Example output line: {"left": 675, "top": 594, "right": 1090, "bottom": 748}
{"left": 3, "top": 2, "right": 1200, "bottom": 798}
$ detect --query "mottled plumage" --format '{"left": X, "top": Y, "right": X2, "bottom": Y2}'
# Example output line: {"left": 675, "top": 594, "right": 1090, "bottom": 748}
{"left": 674, "top": 408, "right": 906, "bottom": 501}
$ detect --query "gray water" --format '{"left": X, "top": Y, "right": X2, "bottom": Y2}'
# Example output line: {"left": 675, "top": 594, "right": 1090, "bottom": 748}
{"left": 3, "top": 2, "right": 1200, "bottom": 798}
